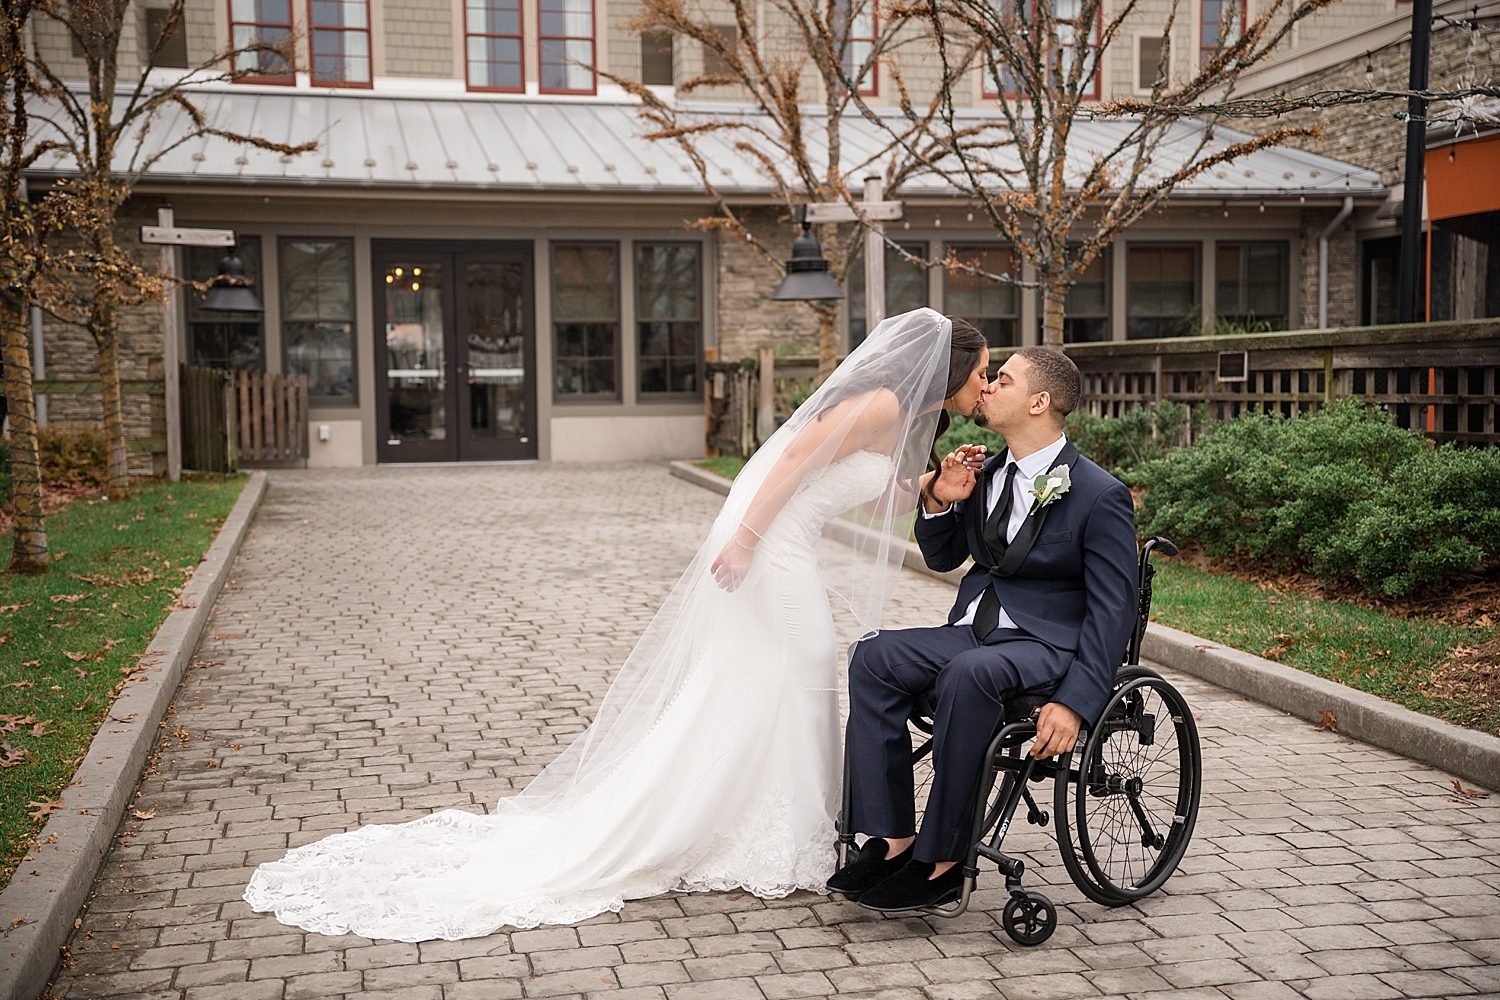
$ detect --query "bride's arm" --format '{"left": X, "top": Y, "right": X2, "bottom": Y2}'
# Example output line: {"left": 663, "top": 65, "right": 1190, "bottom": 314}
{"left": 710, "top": 389, "right": 899, "bottom": 591}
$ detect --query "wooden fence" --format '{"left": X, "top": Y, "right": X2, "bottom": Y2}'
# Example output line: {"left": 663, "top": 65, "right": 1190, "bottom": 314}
{"left": 181, "top": 365, "right": 236, "bottom": 473}
{"left": 1060, "top": 318, "right": 1500, "bottom": 447}
{"left": 705, "top": 319, "right": 1500, "bottom": 456}
{"left": 236, "top": 370, "right": 309, "bottom": 466}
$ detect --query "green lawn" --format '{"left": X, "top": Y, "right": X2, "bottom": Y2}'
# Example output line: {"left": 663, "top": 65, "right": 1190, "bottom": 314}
{"left": 1148, "top": 559, "right": 1497, "bottom": 735}
{"left": 694, "top": 455, "right": 745, "bottom": 480}
{"left": 0, "top": 474, "right": 247, "bottom": 887}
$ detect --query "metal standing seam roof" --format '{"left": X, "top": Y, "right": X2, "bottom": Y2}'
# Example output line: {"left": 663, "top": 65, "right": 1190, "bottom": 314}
{"left": 25, "top": 85, "right": 1385, "bottom": 198}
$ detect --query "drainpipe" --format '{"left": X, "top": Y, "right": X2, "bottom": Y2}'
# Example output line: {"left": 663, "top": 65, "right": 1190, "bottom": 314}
{"left": 1318, "top": 196, "right": 1355, "bottom": 329}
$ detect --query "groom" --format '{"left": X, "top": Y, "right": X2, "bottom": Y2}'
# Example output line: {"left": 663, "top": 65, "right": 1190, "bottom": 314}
{"left": 829, "top": 346, "right": 1140, "bottom": 911}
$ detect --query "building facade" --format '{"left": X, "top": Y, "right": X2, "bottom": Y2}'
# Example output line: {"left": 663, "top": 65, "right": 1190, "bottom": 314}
{"left": 25, "top": 0, "right": 1405, "bottom": 467}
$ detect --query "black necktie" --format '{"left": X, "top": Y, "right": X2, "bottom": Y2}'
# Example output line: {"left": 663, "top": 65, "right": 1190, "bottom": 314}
{"left": 973, "top": 462, "right": 1018, "bottom": 640}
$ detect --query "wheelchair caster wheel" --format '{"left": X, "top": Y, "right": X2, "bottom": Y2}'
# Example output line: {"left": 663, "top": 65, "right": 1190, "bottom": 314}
{"left": 1002, "top": 891, "right": 1057, "bottom": 946}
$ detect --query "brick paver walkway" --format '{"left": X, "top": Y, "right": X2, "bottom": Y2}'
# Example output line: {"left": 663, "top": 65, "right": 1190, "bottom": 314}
{"left": 47, "top": 464, "right": 1500, "bottom": 1000}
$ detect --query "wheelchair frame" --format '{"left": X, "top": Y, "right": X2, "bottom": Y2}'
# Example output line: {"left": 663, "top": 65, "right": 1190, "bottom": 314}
{"left": 835, "top": 536, "right": 1200, "bottom": 943}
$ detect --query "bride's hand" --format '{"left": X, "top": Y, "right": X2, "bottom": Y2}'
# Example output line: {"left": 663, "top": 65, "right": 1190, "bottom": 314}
{"left": 711, "top": 535, "right": 756, "bottom": 591}
{"left": 931, "top": 446, "right": 983, "bottom": 505}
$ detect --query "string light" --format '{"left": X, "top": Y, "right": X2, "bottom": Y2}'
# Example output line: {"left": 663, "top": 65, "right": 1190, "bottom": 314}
{"left": 1258, "top": 200, "right": 1266, "bottom": 213}
{"left": 934, "top": 211, "right": 942, "bottom": 228}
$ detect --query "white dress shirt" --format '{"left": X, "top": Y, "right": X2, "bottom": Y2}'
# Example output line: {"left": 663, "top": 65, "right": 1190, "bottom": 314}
{"left": 925, "top": 434, "right": 1069, "bottom": 629}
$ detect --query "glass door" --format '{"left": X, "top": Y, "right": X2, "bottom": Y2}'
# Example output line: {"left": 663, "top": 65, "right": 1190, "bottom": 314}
{"left": 375, "top": 242, "right": 535, "bottom": 463}
{"left": 377, "top": 255, "right": 453, "bottom": 462}
{"left": 457, "top": 251, "right": 536, "bottom": 461}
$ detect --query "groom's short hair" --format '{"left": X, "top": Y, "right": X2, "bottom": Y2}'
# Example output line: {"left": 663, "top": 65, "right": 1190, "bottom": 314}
{"left": 1013, "top": 347, "right": 1080, "bottom": 419}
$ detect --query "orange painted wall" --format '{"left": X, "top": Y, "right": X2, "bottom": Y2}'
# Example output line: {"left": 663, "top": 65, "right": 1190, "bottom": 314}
{"left": 1426, "top": 132, "right": 1500, "bottom": 221}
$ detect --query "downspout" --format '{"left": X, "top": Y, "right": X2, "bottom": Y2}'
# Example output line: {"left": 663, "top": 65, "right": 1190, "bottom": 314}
{"left": 1318, "top": 196, "right": 1355, "bottom": 329}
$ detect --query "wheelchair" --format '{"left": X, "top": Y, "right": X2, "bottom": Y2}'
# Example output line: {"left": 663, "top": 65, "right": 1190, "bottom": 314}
{"left": 836, "top": 536, "right": 1202, "bottom": 946}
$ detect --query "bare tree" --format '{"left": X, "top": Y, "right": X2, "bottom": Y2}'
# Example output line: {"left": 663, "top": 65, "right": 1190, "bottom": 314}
{"left": 0, "top": 0, "right": 53, "bottom": 572}
{"left": 29, "top": 0, "right": 312, "bottom": 499}
{"left": 847, "top": 0, "right": 1348, "bottom": 347}
{"left": 605, "top": 0, "right": 954, "bottom": 378}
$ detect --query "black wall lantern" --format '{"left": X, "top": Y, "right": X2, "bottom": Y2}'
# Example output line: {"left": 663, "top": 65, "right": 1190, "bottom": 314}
{"left": 202, "top": 249, "right": 263, "bottom": 312}
{"left": 772, "top": 213, "right": 843, "bottom": 302}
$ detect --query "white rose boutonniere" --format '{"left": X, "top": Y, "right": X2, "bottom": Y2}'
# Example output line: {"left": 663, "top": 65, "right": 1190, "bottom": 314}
{"left": 1029, "top": 465, "right": 1072, "bottom": 515}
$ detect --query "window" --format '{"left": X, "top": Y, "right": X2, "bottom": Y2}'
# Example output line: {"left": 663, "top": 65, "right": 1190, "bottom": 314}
{"left": 834, "top": 0, "right": 877, "bottom": 95}
{"left": 1064, "top": 252, "right": 1109, "bottom": 342}
{"left": 704, "top": 23, "right": 737, "bottom": 77}
{"left": 944, "top": 245, "right": 1018, "bottom": 348}
{"left": 189, "top": 238, "right": 263, "bottom": 371}
{"left": 230, "top": 0, "right": 294, "bottom": 82}
{"left": 641, "top": 31, "right": 673, "bottom": 86}
{"left": 145, "top": 8, "right": 189, "bottom": 68}
{"left": 1216, "top": 242, "right": 1288, "bottom": 330}
{"left": 539, "top": 0, "right": 594, "bottom": 93}
{"left": 467, "top": 0, "right": 523, "bottom": 91}
{"left": 636, "top": 243, "right": 701, "bottom": 397}
{"left": 1054, "top": 0, "right": 1100, "bottom": 100}
{"left": 553, "top": 243, "right": 618, "bottom": 398}
{"left": 1136, "top": 34, "right": 1164, "bottom": 91}
{"left": 309, "top": 0, "right": 370, "bottom": 86}
{"left": 850, "top": 241, "right": 928, "bottom": 347}
{"left": 282, "top": 238, "right": 356, "bottom": 400}
{"left": 983, "top": 0, "right": 1098, "bottom": 100}
{"left": 1199, "top": 0, "right": 1246, "bottom": 66}
{"left": 1127, "top": 245, "right": 1198, "bottom": 339}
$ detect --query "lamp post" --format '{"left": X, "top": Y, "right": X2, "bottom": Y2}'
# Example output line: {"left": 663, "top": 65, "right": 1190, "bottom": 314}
{"left": 1398, "top": 0, "right": 1433, "bottom": 323}
{"left": 139, "top": 206, "right": 242, "bottom": 481}
{"left": 789, "top": 180, "right": 907, "bottom": 325}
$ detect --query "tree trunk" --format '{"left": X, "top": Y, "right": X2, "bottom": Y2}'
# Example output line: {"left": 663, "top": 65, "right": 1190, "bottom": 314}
{"left": 815, "top": 301, "right": 839, "bottom": 383}
{"left": 2, "top": 295, "right": 48, "bottom": 573}
{"left": 1041, "top": 276, "right": 1069, "bottom": 351}
{"left": 93, "top": 300, "right": 129, "bottom": 501}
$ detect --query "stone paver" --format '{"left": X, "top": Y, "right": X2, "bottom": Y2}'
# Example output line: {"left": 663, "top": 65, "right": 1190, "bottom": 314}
{"left": 46, "top": 464, "right": 1500, "bottom": 1000}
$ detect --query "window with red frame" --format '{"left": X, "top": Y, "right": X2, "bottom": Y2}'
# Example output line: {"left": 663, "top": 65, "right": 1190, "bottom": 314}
{"left": 1199, "top": 0, "right": 1246, "bottom": 66}
{"left": 309, "top": 0, "right": 370, "bottom": 86}
{"left": 467, "top": 0, "right": 524, "bottom": 91}
{"left": 539, "top": 0, "right": 595, "bottom": 93}
{"left": 835, "top": 0, "right": 878, "bottom": 96}
{"left": 981, "top": 0, "right": 1100, "bottom": 100}
{"left": 230, "top": 0, "right": 294, "bottom": 83}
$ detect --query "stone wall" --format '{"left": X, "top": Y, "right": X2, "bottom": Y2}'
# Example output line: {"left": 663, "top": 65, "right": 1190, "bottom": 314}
{"left": 714, "top": 206, "right": 825, "bottom": 361}
{"left": 39, "top": 204, "right": 164, "bottom": 445}
{"left": 1237, "top": 14, "right": 1498, "bottom": 185}
{"left": 1297, "top": 205, "right": 1359, "bottom": 329}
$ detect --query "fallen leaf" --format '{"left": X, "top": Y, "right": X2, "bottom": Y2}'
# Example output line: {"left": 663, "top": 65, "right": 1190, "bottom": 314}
{"left": 50, "top": 594, "right": 89, "bottom": 604}
{"left": 30, "top": 720, "right": 51, "bottom": 737}
{"left": 27, "top": 798, "right": 64, "bottom": 819}
{"left": 130, "top": 807, "right": 156, "bottom": 820}
{"left": 1452, "top": 780, "right": 1490, "bottom": 800}
{"left": 73, "top": 694, "right": 94, "bottom": 711}
{"left": 0, "top": 602, "right": 33, "bottom": 612}
{"left": 74, "top": 667, "right": 88, "bottom": 679}
{"left": 63, "top": 651, "right": 91, "bottom": 662}
{"left": 131, "top": 512, "right": 145, "bottom": 522}
{"left": 203, "top": 760, "right": 218, "bottom": 769}
{"left": 0, "top": 742, "right": 27, "bottom": 767}
{"left": 1314, "top": 709, "right": 1339, "bottom": 733}
{"left": 212, "top": 633, "right": 245, "bottom": 640}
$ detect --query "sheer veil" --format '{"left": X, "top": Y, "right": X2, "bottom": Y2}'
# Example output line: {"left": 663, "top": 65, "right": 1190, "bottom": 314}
{"left": 506, "top": 307, "right": 953, "bottom": 815}
{"left": 243, "top": 308, "right": 955, "bottom": 939}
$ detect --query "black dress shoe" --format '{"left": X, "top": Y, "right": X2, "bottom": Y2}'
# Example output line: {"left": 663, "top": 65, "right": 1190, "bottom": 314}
{"left": 826, "top": 838, "right": 914, "bottom": 899}
{"left": 858, "top": 859, "right": 965, "bottom": 912}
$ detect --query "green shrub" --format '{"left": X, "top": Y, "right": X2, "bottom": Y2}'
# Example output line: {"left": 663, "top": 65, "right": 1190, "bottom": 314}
{"left": 934, "top": 413, "right": 1006, "bottom": 464}
{"left": 1064, "top": 401, "right": 1193, "bottom": 477}
{"left": 1132, "top": 400, "right": 1500, "bottom": 595}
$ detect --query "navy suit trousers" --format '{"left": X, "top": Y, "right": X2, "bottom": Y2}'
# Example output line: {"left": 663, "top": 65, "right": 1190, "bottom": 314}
{"left": 847, "top": 626, "right": 1072, "bottom": 862}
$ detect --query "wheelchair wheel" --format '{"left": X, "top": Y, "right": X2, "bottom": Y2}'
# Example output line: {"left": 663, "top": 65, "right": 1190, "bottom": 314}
{"left": 1002, "top": 891, "right": 1057, "bottom": 946}
{"left": 1054, "top": 674, "right": 1200, "bottom": 905}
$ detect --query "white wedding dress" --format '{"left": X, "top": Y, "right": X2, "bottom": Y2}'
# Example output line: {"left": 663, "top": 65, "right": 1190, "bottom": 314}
{"left": 243, "top": 450, "right": 896, "bottom": 941}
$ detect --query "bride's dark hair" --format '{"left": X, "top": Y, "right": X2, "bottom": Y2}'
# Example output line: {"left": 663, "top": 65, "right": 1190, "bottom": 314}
{"left": 928, "top": 317, "right": 989, "bottom": 470}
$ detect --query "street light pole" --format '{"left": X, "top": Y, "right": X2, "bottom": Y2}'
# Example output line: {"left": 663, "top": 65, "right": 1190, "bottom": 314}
{"left": 140, "top": 206, "right": 237, "bottom": 481}
{"left": 863, "top": 176, "right": 887, "bottom": 331}
{"left": 1398, "top": 0, "right": 1432, "bottom": 324}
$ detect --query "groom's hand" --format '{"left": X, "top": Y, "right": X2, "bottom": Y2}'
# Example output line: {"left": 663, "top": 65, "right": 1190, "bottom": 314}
{"left": 928, "top": 446, "right": 983, "bottom": 509}
{"left": 1032, "top": 702, "right": 1083, "bottom": 759}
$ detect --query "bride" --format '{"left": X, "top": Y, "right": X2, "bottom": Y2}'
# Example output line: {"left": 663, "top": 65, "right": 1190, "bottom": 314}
{"left": 244, "top": 308, "right": 991, "bottom": 941}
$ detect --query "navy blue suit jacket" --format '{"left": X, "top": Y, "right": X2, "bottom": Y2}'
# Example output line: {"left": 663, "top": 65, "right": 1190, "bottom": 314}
{"left": 913, "top": 446, "right": 1139, "bottom": 726}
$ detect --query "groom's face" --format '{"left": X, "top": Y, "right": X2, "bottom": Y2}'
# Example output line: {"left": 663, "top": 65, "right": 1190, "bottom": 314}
{"left": 973, "top": 355, "right": 1034, "bottom": 432}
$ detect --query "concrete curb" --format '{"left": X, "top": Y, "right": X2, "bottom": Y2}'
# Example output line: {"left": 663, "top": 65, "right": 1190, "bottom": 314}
{"left": 1142, "top": 622, "right": 1500, "bottom": 792}
{"left": 669, "top": 460, "right": 1500, "bottom": 792}
{"left": 0, "top": 472, "right": 269, "bottom": 1000}
{"left": 668, "top": 460, "right": 967, "bottom": 587}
